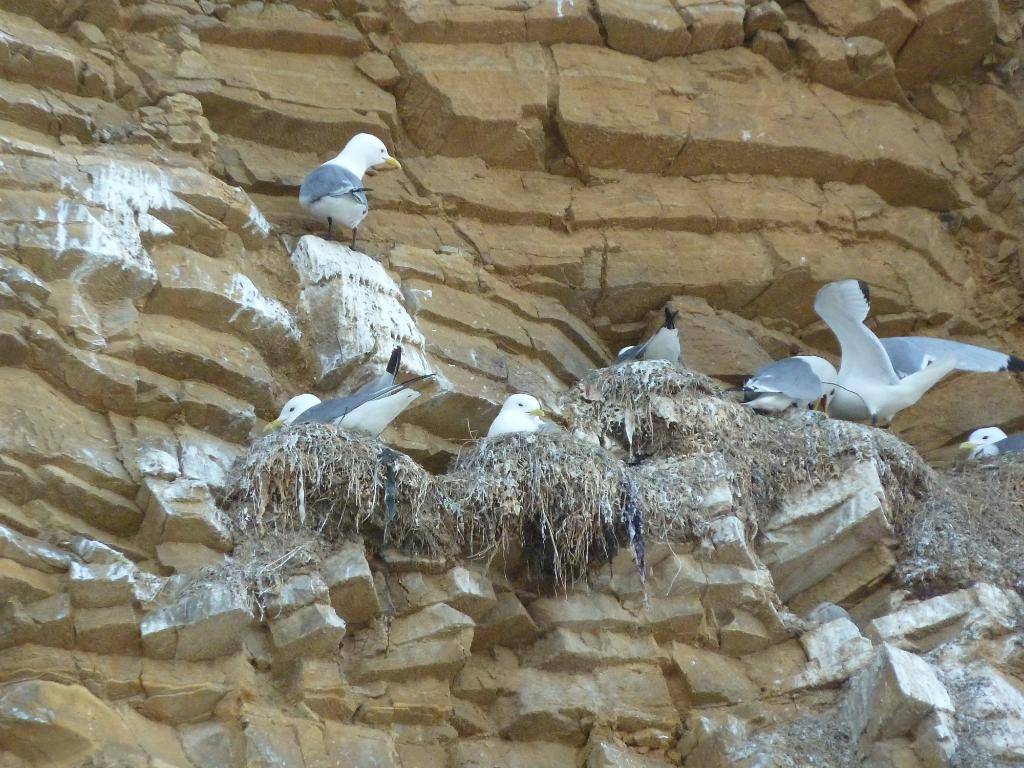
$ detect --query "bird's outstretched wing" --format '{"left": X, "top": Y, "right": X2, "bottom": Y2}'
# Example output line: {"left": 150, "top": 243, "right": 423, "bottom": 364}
{"left": 814, "top": 280, "right": 899, "bottom": 385}
{"left": 882, "top": 337, "right": 1024, "bottom": 378}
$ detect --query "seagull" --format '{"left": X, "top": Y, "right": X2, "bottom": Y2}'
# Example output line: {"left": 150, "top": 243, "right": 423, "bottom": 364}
{"left": 880, "top": 337, "right": 1024, "bottom": 377}
{"left": 960, "top": 427, "right": 1024, "bottom": 460}
{"left": 299, "top": 133, "right": 401, "bottom": 248}
{"left": 814, "top": 279, "right": 957, "bottom": 426}
{"left": 264, "top": 347, "right": 433, "bottom": 436}
{"left": 739, "top": 355, "right": 837, "bottom": 413}
{"left": 487, "top": 394, "right": 548, "bottom": 437}
{"left": 614, "top": 307, "right": 682, "bottom": 364}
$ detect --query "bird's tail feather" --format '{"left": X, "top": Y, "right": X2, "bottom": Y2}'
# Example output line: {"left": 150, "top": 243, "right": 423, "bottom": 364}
{"left": 899, "top": 355, "right": 956, "bottom": 400}
{"left": 386, "top": 346, "right": 402, "bottom": 377}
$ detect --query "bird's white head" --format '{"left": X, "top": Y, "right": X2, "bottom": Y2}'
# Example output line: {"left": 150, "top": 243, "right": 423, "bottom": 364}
{"left": 336, "top": 133, "right": 401, "bottom": 178}
{"left": 500, "top": 394, "right": 545, "bottom": 417}
{"left": 264, "top": 393, "right": 322, "bottom": 434}
{"left": 960, "top": 426, "right": 1008, "bottom": 459}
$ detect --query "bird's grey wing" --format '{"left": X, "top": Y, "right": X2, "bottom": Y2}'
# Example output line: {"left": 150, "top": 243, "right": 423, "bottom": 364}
{"left": 993, "top": 434, "right": 1024, "bottom": 455}
{"left": 299, "top": 164, "right": 369, "bottom": 207}
{"left": 353, "top": 347, "right": 402, "bottom": 397}
{"left": 747, "top": 358, "right": 822, "bottom": 403}
{"left": 882, "top": 337, "right": 1024, "bottom": 378}
{"left": 291, "top": 392, "right": 364, "bottom": 425}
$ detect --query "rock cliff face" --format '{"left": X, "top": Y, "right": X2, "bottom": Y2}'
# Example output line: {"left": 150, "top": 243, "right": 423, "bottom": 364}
{"left": 1, "top": 0, "right": 1024, "bottom": 766}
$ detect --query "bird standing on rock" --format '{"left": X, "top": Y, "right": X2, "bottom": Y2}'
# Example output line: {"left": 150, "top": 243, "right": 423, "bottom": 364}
{"left": 299, "top": 133, "right": 401, "bottom": 248}
{"left": 614, "top": 306, "right": 682, "bottom": 365}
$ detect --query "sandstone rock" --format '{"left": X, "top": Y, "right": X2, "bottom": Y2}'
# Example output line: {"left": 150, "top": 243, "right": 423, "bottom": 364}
{"left": 243, "top": 715, "right": 306, "bottom": 768}
{"left": 529, "top": 592, "right": 638, "bottom": 633}
{"left": 718, "top": 609, "right": 772, "bottom": 655}
{"left": 789, "top": 542, "right": 895, "bottom": 616}
{"left": 744, "top": 2, "right": 785, "bottom": 36}
{"left": 282, "top": 658, "right": 357, "bottom": 719}
{"left": 750, "top": 29, "right": 792, "bottom": 69}
{"left": 180, "top": 722, "right": 238, "bottom": 768}
{"left": 671, "top": 644, "right": 760, "bottom": 705}
{"left": 0, "top": 680, "right": 135, "bottom": 764}
{"left": 0, "top": 559, "right": 58, "bottom": 605}
{"left": 777, "top": 617, "right": 874, "bottom": 691}
{"left": 793, "top": 26, "right": 905, "bottom": 102}
{"left": 323, "top": 539, "right": 382, "bottom": 625}
{"left": 630, "top": 594, "right": 709, "bottom": 644}
{"left": 360, "top": 677, "right": 453, "bottom": 726}
{"left": 141, "top": 583, "right": 253, "bottom": 660}
{"left": 681, "top": 3, "right": 746, "bottom": 54}
{"left": 472, "top": 592, "right": 540, "bottom": 650}
{"left": 846, "top": 644, "right": 954, "bottom": 745}
{"left": 290, "top": 236, "right": 430, "bottom": 389}
{"left": 395, "top": 43, "right": 548, "bottom": 170}
{"left": 351, "top": 633, "right": 472, "bottom": 683}
{"left": 507, "top": 665, "right": 676, "bottom": 744}
{"left": 69, "top": 561, "right": 136, "bottom": 607}
{"left": 323, "top": 722, "right": 401, "bottom": 766}
{"left": 587, "top": 737, "right": 675, "bottom": 767}
{"left": 74, "top": 605, "right": 140, "bottom": 654}
{"left": 0, "top": 523, "right": 69, "bottom": 573}
{"left": 759, "top": 461, "right": 892, "bottom": 602}
{"left": 804, "top": 0, "right": 917, "bottom": 54}
{"left": 0, "top": 594, "right": 73, "bottom": 651}
{"left": 136, "top": 477, "right": 231, "bottom": 552}
{"left": 139, "top": 657, "right": 228, "bottom": 724}
{"left": 264, "top": 572, "right": 329, "bottom": 617}
{"left": 270, "top": 604, "right": 346, "bottom": 662}
{"left": 597, "top": 0, "right": 691, "bottom": 60}
{"left": 444, "top": 567, "right": 497, "bottom": 620}
{"left": 155, "top": 542, "right": 225, "bottom": 573}
{"left": 527, "top": 628, "right": 663, "bottom": 672}
{"left": 390, "top": 604, "right": 474, "bottom": 647}
{"left": 896, "top": 0, "right": 1000, "bottom": 89}
{"left": 450, "top": 739, "right": 576, "bottom": 768}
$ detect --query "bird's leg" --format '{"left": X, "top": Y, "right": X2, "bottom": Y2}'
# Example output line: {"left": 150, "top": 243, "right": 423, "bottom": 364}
{"left": 350, "top": 227, "right": 357, "bottom": 249}
{"left": 870, "top": 413, "right": 878, "bottom": 427}
{"left": 326, "top": 216, "right": 333, "bottom": 239}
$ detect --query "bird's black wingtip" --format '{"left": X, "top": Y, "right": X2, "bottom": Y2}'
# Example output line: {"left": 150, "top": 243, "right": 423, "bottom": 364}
{"left": 857, "top": 280, "right": 870, "bottom": 303}
{"left": 1008, "top": 354, "right": 1024, "bottom": 372}
{"left": 386, "top": 346, "right": 402, "bottom": 376}
{"left": 663, "top": 305, "right": 680, "bottom": 329}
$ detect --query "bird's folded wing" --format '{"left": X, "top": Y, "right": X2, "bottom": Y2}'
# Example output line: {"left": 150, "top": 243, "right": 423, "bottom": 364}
{"left": 299, "top": 164, "right": 369, "bottom": 206}
{"left": 748, "top": 358, "right": 822, "bottom": 402}
{"left": 294, "top": 375, "right": 435, "bottom": 425}
{"left": 994, "top": 433, "right": 1024, "bottom": 455}
{"left": 814, "top": 280, "right": 899, "bottom": 385}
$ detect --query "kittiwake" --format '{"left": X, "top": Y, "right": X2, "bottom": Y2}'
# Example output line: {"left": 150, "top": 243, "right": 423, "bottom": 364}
{"left": 487, "top": 394, "right": 548, "bottom": 437}
{"left": 264, "top": 346, "right": 433, "bottom": 436}
{"left": 740, "top": 355, "right": 837, "bottom": 413}
{"left": 881, "top": 337, "right": 1024, "bottom": 378}
{"left": 299, "top": 133, "right": 401, "bottom": 248}
{"left": 960, "top": 427, "right": 1024, "bottom": 460}
{"left": 815, "top": 279, "right": 957, "bottom": 426}
{"left": 614, "top": 307, "right": 682, "bottom": 365}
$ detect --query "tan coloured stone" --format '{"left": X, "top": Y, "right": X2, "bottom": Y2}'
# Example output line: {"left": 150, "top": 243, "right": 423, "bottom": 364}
{"left": 759, "top": 461, "right": 892, "bottom": 601}
{"left": 672, "top": 644, "right": 761, "bottom": 705}
{"left": 395, "top": 43, "right": 548, "bottom": 170}
{"left": 804, "top": 0, "right": 917, "bottom": 54}
{"left": 391, "top": 604, "right": 475, "bottom": 647}
{"left": 587, "top": 737, "right": 675, "bottom": 767}
{"left": 136, "top": 477, "right": 231, "bottom": 552}
{"left": 529, "top": 591, "right": 638, "bottom": 633}
{"left": 180, "top": 722, "right": 238, "bottom": 768}
{"left": 597, "top": 0, "right": 690, "bottom": 60}
{"left": 0, "top": 560, "right": 58, "bottom": 604}
{"left": 527, "top": 628, "right": 663, "bottom": 672}
{"left": 138, "top": 657, "right": 227, "bottom": 724}
{"left": 74, "top": 605, "right": 140, "bottom": 655}
{"left": 450, "top": 739, "right": 576, "bottom": 768}
{"left": 750, "top": 29, "right": 792, "bottom": 69}
{"left": 793, "top": 26, "right": 905, "bottom": 102}
{"left": 324, "top": 539, "right": 382, "bottom": 625}
{"left": 846, "top": 644, "right": 953, "bottom": 745}
{"left": 68, "top": 561, "right": 136, "bottom": 607}
{"left": 444, "top": 567, "right": 498, "bottom": 620}
{"left": 681, "top": 3, "right": 746, "bottom": 54}
{"left": 744, "top": 2, "right": 785, "bottom": 35}
{"left": 155, "top": 542, "right": 225, "bottom": 573}
{"left": 350, "top": 632, "right": 472, "bottom": 683}
{"left": 0, "top": 594, "right": 73, "bottom": 651}
{"left": 0, "top": 523, "right": 69, "bottom": 573}
{"left": 196, "top": 4, "right": 366, "bottom": 55}
{"left": 360, "top": 678, "right": 453, "bottom": 726}
{"left": 507, "top": 665, "right": 676, "bottom": 744}
{"left": 864, "top": 587, "right": 996, "bottom": 652}
{"left": 282, "top": 658, "right": 357, "bottom": 720}
{"left": 323, "top": 722, "right": 401, "bottom": 766}
{"left": 0, "top": 680, "right": 135, "bottom": 764}
{"left": 472, "top": 592, "right": 540, "bottom": 650}
{"left": 718, "top": 609, "right": 771, "bottom": 655}
{"left": 629, "top": 594, "right": 709, "bottom": 643}
{"left": 270, "top": 604, "right": 347, "bottom": 662}
{"left": 788, "top": 542, "right": 895, "bottom": 615}
{"left": 141, "top": 583, "right": 253, "bottom": 660}
{"left": 896, "top": 0, "right": 1000, "bottom": 89}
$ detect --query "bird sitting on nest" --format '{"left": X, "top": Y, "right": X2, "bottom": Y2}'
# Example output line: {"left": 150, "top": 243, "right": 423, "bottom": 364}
{"left": 299, "top": 133, "right": 401, "bottom": 248}
{"left": 265, "top": 347, "right": 433, "bottom": 437}
{"left": 487, "top": 394, "right": 552, "bottom": 437}
{"left": 614, "top": 306, "right": 682, "bottom": 365}
{"left": 960, "top": 427, "right": 1024, "bottom": 460}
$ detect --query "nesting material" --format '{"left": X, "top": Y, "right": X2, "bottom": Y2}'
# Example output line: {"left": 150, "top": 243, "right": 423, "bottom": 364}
{"left": 225, "top": 424, "right": 451, "bottom": 557}
{"left": 899, "top": 456, "right": 1024, "bottom": 595}
{"left": 446, "top": 431, "right": 663, "bottom": 586}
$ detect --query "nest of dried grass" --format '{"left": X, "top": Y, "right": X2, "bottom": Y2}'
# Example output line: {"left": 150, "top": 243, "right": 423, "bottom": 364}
{"left": 224, "top": 424, "right": 452, "bottom": 558}
{"left": 564, "top": 362, "right": 933, "bottom": 532}
{"left": 898, "top": 455, "right": 1024, "bottom": 595}
{"left": 444, "top": 431, "right": 668, "bottom": 586}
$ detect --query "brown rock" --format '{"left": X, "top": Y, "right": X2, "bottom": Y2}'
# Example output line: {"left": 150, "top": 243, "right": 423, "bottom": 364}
{"left": 671, "top": 644, "right": 760, "bottom": 705}
{"left": 140, "top": 657, "right": 229, "bottom": 724}
{"left": 804, "top": 0, "right": 917, "bottom": 54}
{"left": 597, "top": 0, "right": 691, "bottom": 60}
{"left": 681, "top": 3, "right": 746, "bottom": 54}
{"left": 529, "top": 591, "right": 638, "bottom": 633}
{"left": 450, "top": 738, "right": 576, "bottom": 768}
{"left": 351, "top": 632, "right": 472, "bottom": 683}
{"left": 896, "top": 0, "right": 1000, "bottom": 89}
{"left": 0, "top": 560, "right": 58, "bottom": 604}
{"left": 324, "top": 539, "right": 382, "bottom": 625}
{"left": 282, "top": 658, "right": 357, "bottom": 719}
{"left": 136, "top": 477, "right": 231, "bottom": 552}
{"left": 73, "top": 605, "right": 140, "bottom": 655}
{"left": 744, "top": 2, "right": 785, "bottom": 36}
{"left": 794, "top": 26, "right": 905, "bottom": 102}
{"left": 269, "top": 603, "right": 347, "bottom": 662}
{"left": 472, "top": 592, "right": 540, "bottom": 650}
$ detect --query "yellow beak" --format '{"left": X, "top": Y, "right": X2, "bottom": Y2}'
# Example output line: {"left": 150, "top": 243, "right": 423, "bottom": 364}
{"left": 531, "top": 408, "right": 547, "bottom": 418}
{"left": 383, "top": 155, "right": 401, "bottom": 170}
{"left": 958, "top": 442, "right": 975, "bottom": 451}
{"left": 263, "top": 418, "right": 283, "bottom": 435}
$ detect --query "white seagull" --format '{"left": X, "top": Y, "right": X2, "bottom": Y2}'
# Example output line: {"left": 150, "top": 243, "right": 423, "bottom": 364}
{"left": 960, "top": 427, "right": 1024, "bottom": 460}
{"left": 614, "top": 307, "right": 682, "bottom": 365}
{"left": 264, "top": 347, "right": 432, "bottom": 436}
{"left": 487, "top": 394, "right": 548, "bottom": 437}
{"left": 814, "top": 279, "right": 956, "bottom": 426}
{"left": 740, "top": 355, "right": 837, "bottom": 413}
{"left": 299, "top": 133, "right": 401, "bottom": 248}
